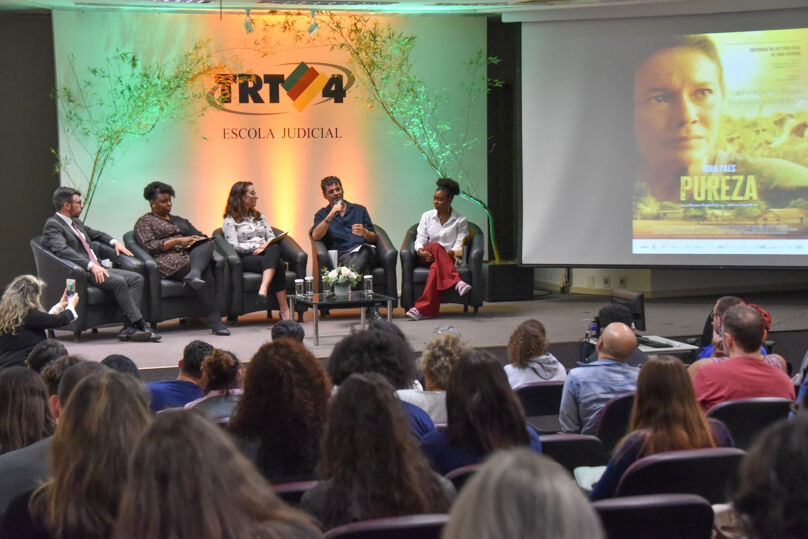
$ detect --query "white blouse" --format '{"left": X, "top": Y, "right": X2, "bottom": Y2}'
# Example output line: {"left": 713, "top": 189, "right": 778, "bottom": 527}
{"left": 414, "top": 209, "right": 468, "bottom": 252}
{"left": 222, "top": 214, "right": 275, "bottom": 255}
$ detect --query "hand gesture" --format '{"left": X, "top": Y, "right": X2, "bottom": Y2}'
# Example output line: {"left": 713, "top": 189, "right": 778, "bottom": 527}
{"left": 418, "top": 248, "right": 434, "bottom": 263}
{"left": 67, "top": 292, "right": 80, "bottom": 309}
{"left": 90, "top": 263, "right": 109, "bottom": 284}
{"left": 252, "top": 241, "right": 270, "bottom": 256}
{"left": 59, "top": 289, "right": 69, "bottom": 309}
{"left": 352, "top": 224, "right": 366, "bottom": 238}
{"left": 113, "top": 241, "right": 133, "bottom": 257}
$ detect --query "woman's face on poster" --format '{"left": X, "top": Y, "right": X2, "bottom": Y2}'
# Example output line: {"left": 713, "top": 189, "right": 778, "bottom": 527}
{"left": 633, "top": 47, "right": 723, "bottom": 170}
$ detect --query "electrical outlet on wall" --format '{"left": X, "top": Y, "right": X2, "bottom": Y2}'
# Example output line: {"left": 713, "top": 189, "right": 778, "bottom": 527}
{"left": 602, "top": 275, "right": 611, "bottom": 288}
{"left": 618, "top": 275, "right": 627, "bottom": 288}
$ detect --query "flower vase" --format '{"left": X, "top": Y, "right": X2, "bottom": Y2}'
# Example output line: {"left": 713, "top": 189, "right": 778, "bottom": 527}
{"left": 334, "top": 283, "right": 351, "bottom": 297}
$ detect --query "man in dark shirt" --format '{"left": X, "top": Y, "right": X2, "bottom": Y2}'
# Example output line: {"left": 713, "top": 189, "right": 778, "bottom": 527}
{"left": 311, "top": 176, "right": 381, "bottom": 319}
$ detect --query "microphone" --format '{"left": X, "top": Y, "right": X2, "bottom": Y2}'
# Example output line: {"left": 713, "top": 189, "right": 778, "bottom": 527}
{"left": 335, "top": 199, "right": 343, "bottom": 209}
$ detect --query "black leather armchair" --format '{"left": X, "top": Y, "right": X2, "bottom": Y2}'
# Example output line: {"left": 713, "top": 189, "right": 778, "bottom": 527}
{"left": 309, "top": 224, "right": 398, "bottom": 308}
{"left": 30, "top": 235, "right": 146, "bottom": 340}
{"left": 400, "top": 221, "right": 485, "bottom": 314}
{"left": 213, "top": 227, "right": 308, "bottom": 323}
{"left": 123, "top": 231, "right": 228, "bottom": 328}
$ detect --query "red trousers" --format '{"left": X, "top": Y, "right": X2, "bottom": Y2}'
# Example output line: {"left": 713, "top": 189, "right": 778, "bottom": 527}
{"left": 414, "top": 243, "right": 461, "bottom": 317}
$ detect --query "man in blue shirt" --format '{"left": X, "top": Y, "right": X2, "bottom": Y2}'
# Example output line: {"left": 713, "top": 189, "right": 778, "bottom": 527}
{"left": 559, "top": 322, "right": 640, "bottom": 435}
{"left": 311, "top": 175, "right": 381, "bottom": 319}
{"left": 147, "top": 340, "right": 212, "bottom": 412}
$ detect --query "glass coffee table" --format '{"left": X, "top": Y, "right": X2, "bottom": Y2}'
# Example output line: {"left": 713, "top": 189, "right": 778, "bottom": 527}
{"left": 288, "top": 291, "right": 395, "bottom": 346}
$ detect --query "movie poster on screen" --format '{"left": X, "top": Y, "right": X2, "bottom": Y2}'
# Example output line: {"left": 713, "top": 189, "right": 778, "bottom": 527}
{"left": 631, "top": 28, "right": 808, "bottom": 256}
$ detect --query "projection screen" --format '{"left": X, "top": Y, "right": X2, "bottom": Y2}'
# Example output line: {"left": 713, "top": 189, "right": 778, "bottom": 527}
{"left": 520, "top": 8, "right": 808, "bottom": 267}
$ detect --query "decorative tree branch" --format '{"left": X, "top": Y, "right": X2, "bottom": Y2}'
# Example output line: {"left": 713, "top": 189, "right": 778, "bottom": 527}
{"left": 258, "top": 14, "right": 504, "bottom": 262}
{"left": 54, "top": 41, "right": 224, "bottom": 219}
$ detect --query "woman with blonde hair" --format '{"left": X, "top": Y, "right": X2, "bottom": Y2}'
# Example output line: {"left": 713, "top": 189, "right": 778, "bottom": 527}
{"left": 504, "top": 319, "right": 566, "bottom": 388}
{"left": 114, "top": 409, "right": 321, "bottom": 539}
{"left": 0, "top": 370, "right": 151, "bottom": 539}
{"left": 590, "top": 355, "right": 733, "bottom": 500}
{"left": 444, "top": 448, "right": 604, "bottom": 539}
{"left": 0, "top": 367, "right": 54, "bottom": 455}
{"left": 0, "top": 275, "right": 78, "bottom": 370}
{"left": 396, "top": 332, "right": 464, "bottom": 425}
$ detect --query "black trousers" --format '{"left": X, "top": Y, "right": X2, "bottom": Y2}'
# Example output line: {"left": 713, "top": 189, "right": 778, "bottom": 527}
{"left": 240, "top": 243, "right": 287, "bottom": 292}
{"left": 170, "top": 240, "right": 219, "bottom": 318}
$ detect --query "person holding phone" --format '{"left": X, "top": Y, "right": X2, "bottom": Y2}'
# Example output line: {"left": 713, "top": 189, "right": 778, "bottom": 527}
{"left": 134, "top": 181, "right": 229, "bottom": 336}
{"left": 0, "top": 275, "right": 79, "bottom": 370}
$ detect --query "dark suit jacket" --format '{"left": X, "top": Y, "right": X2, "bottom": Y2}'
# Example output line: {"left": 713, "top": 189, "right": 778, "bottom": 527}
{"left": 0, "top": 435, "right": 52, "bottom": 516}
{"left": 42, "top": 215, "right": 113, "bottom": 269}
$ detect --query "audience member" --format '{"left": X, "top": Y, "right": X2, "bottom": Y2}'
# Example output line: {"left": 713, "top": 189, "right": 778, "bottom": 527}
{"left": 0, "top": 367, "right": 54, "bottom": 455}
{"left": 505, "top": 319, "right": 566, "bottom": 388}
{"left": 114, "top": 409, "right": 321, "bottom": 539}
{"left": 590, "top": 355, "right": 734, "bottom": 500}
{"left": 271, "top": 319, "right": 305, "bottom": 342}
{"left": 147, "top": 339, "right": 212, "bottom": 412}
{"left": 732, "top": 417, "right": 808, "bottom": 539}
{"left": 328, "top": 329, "right": 435, "bottom": 438}
{"left": 397, "top": 332, "right": 463, "bottom": 425}
{"left": 559, "top": 322, "right": 640, "bottom": 434}
{"left": 301, "top": 373, "right": 453, "bottom": 530}
{"left": 26, "top": 339, "right": 67, "bottom": 374}
{"left": 443, "top": 448, "right": 604, "bottom": 539}
{"left": 585, "top": 304, "right": 648, "bottom": 367}
{"left": 100, "top": 354, "right": 140, "bottom": 378}
{"left": 693, "top": 305, "right": 794, "bottom": 411}
{"left": 40, "top": 354, "right": 85, "bottom": 408}
{"left": 421, "top": 349, "right": 542, "bottom": 475}
{"left": 690, "top": 300, "right": 784, "bottom": 378}
{"left": 0, "top": 275, "right": 78, "bottom": 370}
{"left": 229, "top": 340, "right": 329, "bottom": 483}
{"left": 0, "top": 360, "right": 103, "bottom": 517}
{"left": 0, "top": 370, "right": 151, "bottom": 538}
{"left": 696, "top": 295, "right": 745, "bottom": 360}
{"left": 185, "top": 349, "right": 242, "bottom": 423}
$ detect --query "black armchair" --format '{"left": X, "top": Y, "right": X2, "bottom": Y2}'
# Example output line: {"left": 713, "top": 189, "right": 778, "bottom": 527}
{"left": 309, "top": 224, "right": 398, "bottom": 307}
{"left": 30, "top": 235, "right": 145, "bottom": 340}
{"left": 400, "top": 221, "right": 484, "bottom": 314}
{"left": 123, "top": 232, "right": 228, "bottom": 328}
{"left": 213, "top": 227, "right": 308, "bottom": 323}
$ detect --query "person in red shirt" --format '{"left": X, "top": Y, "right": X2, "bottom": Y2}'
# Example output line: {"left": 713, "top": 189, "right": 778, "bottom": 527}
{"left": 693, "top": 304, "right": 794, "bottom": 411}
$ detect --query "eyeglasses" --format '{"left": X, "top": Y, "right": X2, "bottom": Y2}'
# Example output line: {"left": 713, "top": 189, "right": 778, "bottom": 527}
{"left": 434, "top": 326, "right": 461, "bottom": 337}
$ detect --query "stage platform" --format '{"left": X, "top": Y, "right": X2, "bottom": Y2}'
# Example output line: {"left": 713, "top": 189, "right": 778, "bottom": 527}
{"left": 54, "top": 290, "right": 808, "bottom": 382}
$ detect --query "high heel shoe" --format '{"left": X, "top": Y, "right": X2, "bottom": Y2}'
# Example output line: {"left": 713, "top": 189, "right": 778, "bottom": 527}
{"left": 211, "top": 326, "right": 231, "bottom": 336}
{"left": 183, "top": 275, "right": 206, "bottom": 290}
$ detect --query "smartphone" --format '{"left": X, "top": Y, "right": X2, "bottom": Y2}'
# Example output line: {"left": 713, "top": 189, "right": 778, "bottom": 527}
{"left": 66, "top": 278, "right": 76, "bottom": 297}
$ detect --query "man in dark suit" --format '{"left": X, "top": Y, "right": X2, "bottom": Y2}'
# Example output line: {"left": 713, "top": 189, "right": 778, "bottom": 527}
{"left": 42, "top": 186, "right": 159, "bottom": 342}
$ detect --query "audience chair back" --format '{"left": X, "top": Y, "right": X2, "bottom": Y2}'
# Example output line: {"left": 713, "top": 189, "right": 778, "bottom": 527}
{"left": 273, "top": 480, "right": 319, "bottom": 507}
{"left": 212, "top": 227, "right": 308, "bottom": 322}
{"left": 593, "top": 493, "right": 714, "bottom": 539}
{"left": 30, "top": 235, "right": 143, "bottom": 340}
{"left": 706, "top": 397, "right": 793, "bottom": 450}
{"left": 539, "top": 434, "right": 608, "bottom": 474}
{"left": 399, "top": 221, "right": 484, "bottom": 314}
{"left": 309, "top": 224, "right": 398, "bottom": 307}
{"left": 594, "top": 392, "right": 636, "bottom": 453}
{"left": 444, "top": 464, "right": 480, "bottom": 492}
{"left": 614, "top": 447, "right": 746, "bottom": 504}
{"left": 323, "top": 514, "right": 449, "bottom": 539}
{"left": 514, "top": 381, "right": 564, "bottom": 434}
{"left": 123, "top": 231, "right": 228, "bottom": 327}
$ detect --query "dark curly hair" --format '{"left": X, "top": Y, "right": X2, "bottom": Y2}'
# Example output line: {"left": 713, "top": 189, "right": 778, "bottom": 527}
{"left": 142, "top": 181, "right": 175, "bottom": 202}
{"left": 436, "top": 177, "right": 460, "bottom": 199}
{"left": 181, "top": 340, "right": 214, "bottom": 380}
{"left": 327, "top": 329, "right": 416, "bottom": 389}
{"left": 507, "top": 319, "right": 548, "bottom": 368}
{"left": 27, "top": 339, "right": 68, "bottom": 373}
{"left": 200, "top": 349, "right": 239, "bottom": 394}
{"left": 447, "top": 349, "right": 530, "bottom": 454}
{"left": 228, "top": 340, "right": 329, "bottom": 482}
{"left": 733, "top": 417, "right": 808, "bottom": 539}
{"left": 319, "top": 373, "right": 450, "bottom": 529}
{"left": 223, "top": 181, "right": 261, "bottom": 222}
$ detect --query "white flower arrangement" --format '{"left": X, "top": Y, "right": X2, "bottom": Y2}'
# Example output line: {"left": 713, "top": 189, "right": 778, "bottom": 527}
{"left": 321, "top": 265, "right": 362, "bottom": 286}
